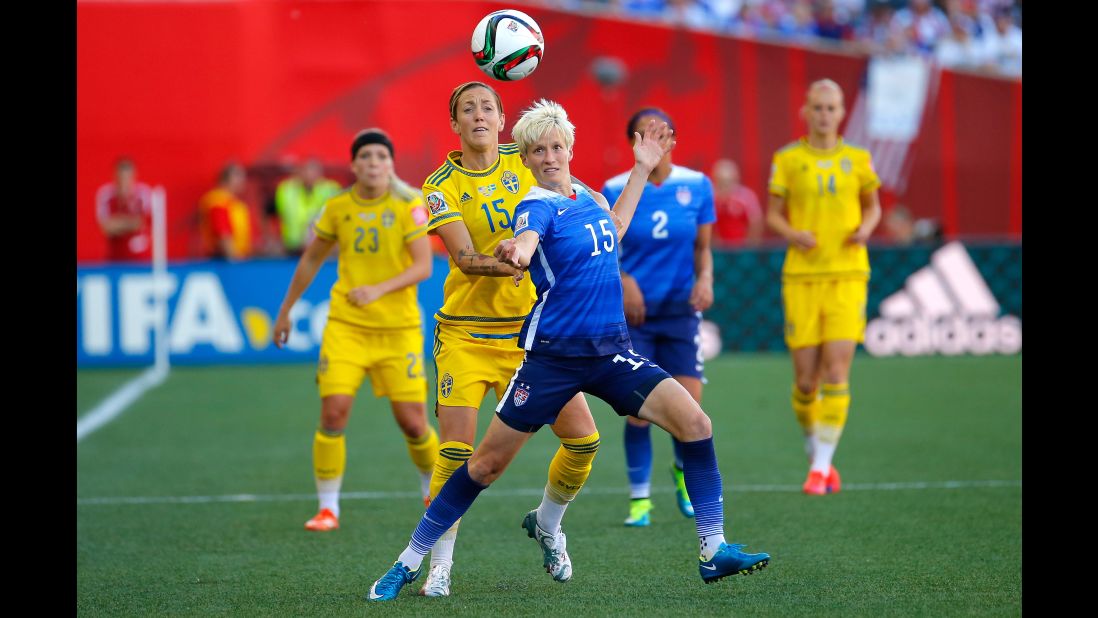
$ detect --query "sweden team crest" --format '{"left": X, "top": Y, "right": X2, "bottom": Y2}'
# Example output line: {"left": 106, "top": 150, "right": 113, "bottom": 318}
{"left": 381, "top": 208, "right": 395, "bottom": 227}
{"left": 441, "top": 372, "right": 454, "bottom": 398}
{"left": 502, "top": 170, "right": 521, "bottom": 194}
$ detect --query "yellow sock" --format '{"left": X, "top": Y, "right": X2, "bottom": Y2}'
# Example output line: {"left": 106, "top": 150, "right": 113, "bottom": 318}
{"left": 404, "top": 426, "right": 439, "bottom": 475}
{"left": 791, "top": 384, "right": 820, "bottom": 434}
{"left": 313, "top": 428, "right": 346, "bottom": 481}
{"left": 817, "top": 383, "right": 850, "bottom": 443}
{"left": 430, "top": 441, "right": 473, "bottom": 500}
{"left": 546, "top": 432, "right": 601, "bottom": 504}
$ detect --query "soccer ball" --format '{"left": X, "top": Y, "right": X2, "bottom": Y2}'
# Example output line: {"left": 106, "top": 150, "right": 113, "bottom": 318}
{"left": 471, "top": 9, "right": 545, "bottom": 82}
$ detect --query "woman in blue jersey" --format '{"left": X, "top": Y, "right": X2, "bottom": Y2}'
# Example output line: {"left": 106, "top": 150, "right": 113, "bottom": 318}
{"left": 600, "top": 108, "right": 715, "bottom": 527}
{"left": 367, "top": 100, "right": 768, "bottom": 602}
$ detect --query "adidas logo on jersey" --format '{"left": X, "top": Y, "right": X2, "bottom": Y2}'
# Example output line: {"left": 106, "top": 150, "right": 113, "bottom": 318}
{"left": 460, "top": 192, "right": 473, "bottom": 203}
{"left": 864, "top": 242, "right": 1021, "bottom": 357}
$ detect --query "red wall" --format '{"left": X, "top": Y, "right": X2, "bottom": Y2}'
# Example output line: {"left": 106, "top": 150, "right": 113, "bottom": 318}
{"left": 77, "top": 0, "right": 1021, "bottom": 261}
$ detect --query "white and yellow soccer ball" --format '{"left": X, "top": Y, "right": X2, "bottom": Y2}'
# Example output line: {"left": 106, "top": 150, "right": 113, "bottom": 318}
{"left": 471, "top": 9, "right": 545, "bottom": 81}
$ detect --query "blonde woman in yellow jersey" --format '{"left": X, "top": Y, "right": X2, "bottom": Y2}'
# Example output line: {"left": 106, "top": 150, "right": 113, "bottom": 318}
{"left": 415, "top": 82, "right": 602, "bottom": 597}
{"left": 272, "top": 129, "right": 439, "bottom": 531}
{"left": 766, "top": 79, "right": 882, "bottom": 496}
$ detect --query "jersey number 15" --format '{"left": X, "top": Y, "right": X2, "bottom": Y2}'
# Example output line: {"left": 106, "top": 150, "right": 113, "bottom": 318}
{"left": 584, "top": 219, "right": 616, "bottom": 256}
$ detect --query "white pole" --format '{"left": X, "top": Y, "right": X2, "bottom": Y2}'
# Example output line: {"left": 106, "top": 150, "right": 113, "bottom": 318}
{"left": 151, "top": 186, "right": 170, "bottom": 375}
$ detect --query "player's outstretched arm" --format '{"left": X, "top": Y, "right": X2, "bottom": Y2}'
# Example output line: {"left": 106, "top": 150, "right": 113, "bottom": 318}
{"left": 273, "top": 236, "right": 337, "bottom": 348}
{"left": 347, "top": 235, "right": 434, "bottom": 307}
{"left": 434, "top": 220, "right": 525, "bottom": 281}
{"left": 611, "top": 120, "right": 675, "bottom": 238}
{"left": 494, "top": 230, "right": 541, "bottom": 270}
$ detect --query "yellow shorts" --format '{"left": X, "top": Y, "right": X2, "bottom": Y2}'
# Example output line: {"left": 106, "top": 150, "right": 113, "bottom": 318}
{"left": 432, "top": 321, "right": 524, "bottom": 409}
{"left": 782, "top": 278, "right": 868, "bottom": 349}
{"left": 316, "top": 319, "right": 426, "bottom": 402}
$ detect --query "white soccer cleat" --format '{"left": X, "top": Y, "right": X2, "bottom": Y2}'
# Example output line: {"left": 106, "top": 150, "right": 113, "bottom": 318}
{"left": 418, "top": 564, "right": 452, "bottom": 597}
{"left": 522, "top": 510, "right": 572, "bottom": 582}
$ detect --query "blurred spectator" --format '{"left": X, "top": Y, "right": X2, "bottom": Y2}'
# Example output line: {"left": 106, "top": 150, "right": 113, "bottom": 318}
{"left": 665, "top": 0, "right": 718, "bottom": 29}
{"left": 852, "top": 0, "right": 901, "bottom": 55}
{"left": 711, "top": 158, "right": 764, "bottom": 246}
{"left": 935, "top": 13, "right": 987, "bottom": 70}
{"left": 270, "top": 157, "right": 342, "bottom": 256}
{"left": 95, "top": 157, "right": 153, "bottom": 262}
{"left": 980, "top": 3, "right": 1021, "bottom": 76}
{"left": 199, "top": 162, "right": 254, "bottom": 260}
{"left": 814, "top": 0, "right": 853, "bottom": 42}
{"left": 882, "top": 204, "right": 915, "bottom": 245}
{"left": 891, "top": 0, "right": 949, "bottom": 56}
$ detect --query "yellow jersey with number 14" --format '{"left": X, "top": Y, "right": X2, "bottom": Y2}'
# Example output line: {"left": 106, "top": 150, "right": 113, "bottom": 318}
{"left": 423, "top": 143, "right": 537, "bottom": 329}
{"left": 768, "top": 137, "right": 881, "bottom": 281}
{"left": 313, "top": 188, "right": 428, "bottom": 330}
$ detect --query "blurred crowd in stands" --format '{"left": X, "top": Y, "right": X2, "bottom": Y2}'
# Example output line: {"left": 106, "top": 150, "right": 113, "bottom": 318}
{"left": 543, "top": 0, "right": 1021, "bottom": 77}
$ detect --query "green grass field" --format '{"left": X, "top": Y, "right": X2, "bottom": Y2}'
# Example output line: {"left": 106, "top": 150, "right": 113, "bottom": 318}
{"left": 77, "top": 354, "right": 1021, "bottom": 616}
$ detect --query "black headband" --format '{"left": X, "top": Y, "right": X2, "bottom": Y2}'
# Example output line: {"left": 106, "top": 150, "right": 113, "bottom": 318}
{"left": 626, "top": 108, "right": 675, "bottom": 140}
{"left": 351, "top": 131, "right": 394, "bottom": 160}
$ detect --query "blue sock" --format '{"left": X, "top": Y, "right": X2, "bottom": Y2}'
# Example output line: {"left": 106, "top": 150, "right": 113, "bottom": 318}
{"left": 408, "top": 463, "right": 487, "bottom": 555}
{"left": 671, "top": 436, "right": 684, "bottom": 470}
{"left": 679, "top": 437, "right": 724, "bottom": 540}
{"left": 624, "top": 421, "right": 653, "bottom": 497}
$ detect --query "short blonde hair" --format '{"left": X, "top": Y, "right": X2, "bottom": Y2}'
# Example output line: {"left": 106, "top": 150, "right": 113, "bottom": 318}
{"left": 512, "top": 99, "right": 575, "bottom": 155}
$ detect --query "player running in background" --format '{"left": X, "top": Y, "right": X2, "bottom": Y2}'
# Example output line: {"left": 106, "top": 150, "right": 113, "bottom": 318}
{"left": 601, "top": 108, "right": 715, "bottom": 527}
{"left": 415, "top": 81, "right": 601, "bottom": 597}
{"left": 272, "top": 129, "right": 438, "bottom": 530}
{"left": 367, "top": 100, "right": 769, "bottom": 602}
{"left": 765, "top": 79, "right": 882, "bottom": 495}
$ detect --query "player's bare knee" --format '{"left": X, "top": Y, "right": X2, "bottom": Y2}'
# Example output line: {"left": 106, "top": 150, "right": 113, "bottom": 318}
{"left": 467, "top": 454, "right": 504, "bottom": 485}
{"left": 795, "top": 378, "right": 817, "bottom": 395}
{"left": 686, "top": 409, "right": 712, "bottom": 440}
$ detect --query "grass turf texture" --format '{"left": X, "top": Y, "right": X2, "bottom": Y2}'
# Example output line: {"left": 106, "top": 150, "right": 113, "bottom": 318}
{"left": 77, "top": 354, "right": 1021, "bottom": 616}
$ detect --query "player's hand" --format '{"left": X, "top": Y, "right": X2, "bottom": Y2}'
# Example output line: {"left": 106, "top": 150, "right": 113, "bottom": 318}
{"left": 847, "top": 227, "right": 871, "bottom": 245}
{"left": 689, "top": 276, "right": 714, "bottom": 312}
{"left": 348, "top": 285, "right": 383, "bottom": 307}
{"left": 608, "top": 210, "right": 625, "bottom": 237}
{"left": 632, "top": 120, "right": 675, "bottom": 174}
{"left": 495, "top": 238, "right": 523, "bottom": 268}
{"left": 273, "top": 312, "right": 291, "bottom": 349}
{"left": 621, "top": 273, "right": 646, "bottom": 326}
{"left": 789, "top": 230, "right": 817, "bottom": 250}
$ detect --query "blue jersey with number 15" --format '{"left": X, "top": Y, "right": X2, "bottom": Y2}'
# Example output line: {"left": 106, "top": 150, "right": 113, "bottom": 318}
{"left": 601, "top": 165, "right": 716, "bottom": 317}
{"left": 513, "top": 184, "right": 631, "bottom": 357}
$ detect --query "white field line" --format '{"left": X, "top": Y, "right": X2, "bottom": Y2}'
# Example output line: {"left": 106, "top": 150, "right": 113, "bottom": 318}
{"left": 77, "top": 366, "right": 168, "bottom": 443}
{"left": 77, "top": 479, "right": 1021, "bottom": 506}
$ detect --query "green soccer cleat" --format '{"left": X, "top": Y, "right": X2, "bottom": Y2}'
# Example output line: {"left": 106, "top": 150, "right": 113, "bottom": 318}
{"left": 699, "top": 543, "right": 770, "bottom": 584}
{"left": 522, "top": 510, "right": 572, "bottom": 582}
{"left": 671, "top": 464, "right": 695, "bottom": 518}
{"left": 367, "top": 561, "right": 420, "bottom": 601}
{"left": 623, "top": 497, "right": 653, "bottom": 527}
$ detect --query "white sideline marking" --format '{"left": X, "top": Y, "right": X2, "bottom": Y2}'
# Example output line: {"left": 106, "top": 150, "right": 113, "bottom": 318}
{"left": 76, "top": 479, "right": 1021, "bottom": 506}
{"left": 77, "top": 366, "right": 168, "bottom": 443}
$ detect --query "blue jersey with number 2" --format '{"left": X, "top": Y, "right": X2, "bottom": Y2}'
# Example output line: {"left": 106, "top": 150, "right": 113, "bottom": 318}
{"left": 512, "top": 184, "right": 630, "bottom": 357}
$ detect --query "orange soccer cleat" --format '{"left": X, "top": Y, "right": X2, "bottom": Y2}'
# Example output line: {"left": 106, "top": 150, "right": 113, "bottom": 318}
{"left": 802, "top": 470, "right": 828, "bottom": 495}
{"left": 826, "top": 465, "right": 841, "bottom": 494}
{"left": 305, "top": 508, "right": 339, "bottom": 531}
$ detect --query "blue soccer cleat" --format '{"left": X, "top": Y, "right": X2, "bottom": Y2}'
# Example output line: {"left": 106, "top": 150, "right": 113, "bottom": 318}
{"left": 671, "top": 464, "right": 695, "bottom": 518}
{"left": 367, "top": 561, "right": 420, "bottom": 601}
{"left": 522, "top": 510, "right": 572, "bottom": 582}
{"left": 699, "top": 543, "right": 770, "bottom": 584}
{"left": 624, "top": 498, "right": 653, "bottom": 527}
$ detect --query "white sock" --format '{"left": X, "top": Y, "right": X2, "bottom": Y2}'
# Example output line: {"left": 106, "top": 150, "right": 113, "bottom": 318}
{"left": 419, "top": 471, "right": 432, "bottom": 501}
{"left": 317, "top": 477, "right": 341, "bottom": 518}
{"left": 536, "top": 489, "right": 568, "bottom": 535}
{"left": 811, "top": 441, "right": 837, "bottom": 473}
{"left": 430, "top": 521, "right": 460, "bottom": 568}
{"left": 700, "top": 533, "right": 726, "bottom": 561}
{"left": 397, "top": 545, "right": 425, "bottom": 572}
{"left": 629, "top": 482, "right": 651, "bottom": 500}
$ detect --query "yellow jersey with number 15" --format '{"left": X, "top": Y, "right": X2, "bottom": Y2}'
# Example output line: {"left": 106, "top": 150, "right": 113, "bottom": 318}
{"left": 313, "top": 187, "right": 428, "bottom": 330}
{"left": 768, "top": 137, "right": 881, "bottom": 282}
{"left": 423, "top": 143, "right": 537, "bottom": 329}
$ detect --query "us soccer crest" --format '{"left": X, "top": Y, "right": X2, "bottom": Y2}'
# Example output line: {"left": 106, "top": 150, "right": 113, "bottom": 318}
{"left": 426, "top": 191, "right": 448, "bottom": 215}
{"left": 440, "top": 373, "right": 454, "bottom": 398}
{"left": 676, "top": 185, "right": 692, "bottom": 206}
{"left": 502, "top": 170, "right": 521, "bottom": 194}
{"left": 381, "top": 208, "right": 396, "bottom": 228}
{"left": 513, "top": 383, "right": 530, "bottom": 406}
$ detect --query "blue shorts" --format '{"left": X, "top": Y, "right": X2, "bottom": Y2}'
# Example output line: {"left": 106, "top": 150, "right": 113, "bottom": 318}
{"left": 495, "top": 350, "right": 673, "bottom": 433}
{"left": 627, "top": 312, "right": 704, "bottom": 379}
